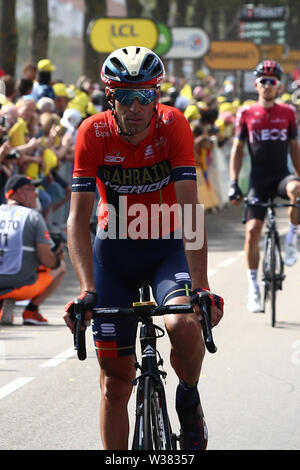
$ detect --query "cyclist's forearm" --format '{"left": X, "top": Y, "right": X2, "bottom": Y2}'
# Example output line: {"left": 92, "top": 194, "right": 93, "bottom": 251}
{"left": 229, "top": 139, "right": 244, "bottom": 180}
{"left": 67, "top": 194, "right": 96, "bottom": 292}
{"left": 184, "top": 226, "right": 209, "bottom": 290}
{"left": 68, "top": 221, "right": 95, "bottom": 291}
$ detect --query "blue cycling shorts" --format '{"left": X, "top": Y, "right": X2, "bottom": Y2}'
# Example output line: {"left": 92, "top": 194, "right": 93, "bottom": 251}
{"left": 92, "top": 234, "right": 191, "bottom": 358}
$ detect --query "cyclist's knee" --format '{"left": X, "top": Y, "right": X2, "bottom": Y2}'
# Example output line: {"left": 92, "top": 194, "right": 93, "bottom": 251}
{"left": 286, "top": 180, "right": 300, "bottom": 200}
{"left": 101, "top": 375, "right": 133, "bottom": 403}
{"left": 245, "top": 219, "right": 263, "bottom": 242}
{"left": 165, "top": 311, "right": 204, "bottom": 355}
{"left": 99, "top": 357, "right": 135, "bottom": 403}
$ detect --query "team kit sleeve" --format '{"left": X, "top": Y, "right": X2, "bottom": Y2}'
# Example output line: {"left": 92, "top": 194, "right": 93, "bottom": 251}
{"left": 167, "top": 109, "right": 197, "bottom": 182}
{"left": 72, "top": 117, "right": 99, "bottom": 193}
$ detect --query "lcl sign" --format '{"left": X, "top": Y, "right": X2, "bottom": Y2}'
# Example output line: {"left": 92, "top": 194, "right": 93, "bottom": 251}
{"left": 88, "top": 18, "right": 159, "bottom": 53}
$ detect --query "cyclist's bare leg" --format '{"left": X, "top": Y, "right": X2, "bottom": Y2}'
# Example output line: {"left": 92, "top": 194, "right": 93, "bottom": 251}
{"left": 286, "top": 180, "right": 300, "bottom": 225}
{"left": 98, "top": 355, "right": 136, "bottom": 450}
{"left": 245, "top": 219, "right": 264, "bottom": 269}
{"left": 164, "top": 295, "right": 204, "bottom": 385}
{"left": 164, "top": 295, "right": 207, "bottom": 450}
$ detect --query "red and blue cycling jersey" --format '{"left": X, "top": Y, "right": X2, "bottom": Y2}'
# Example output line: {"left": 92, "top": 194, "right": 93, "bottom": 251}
{"left": 72, "top": 103, "right": 196, "bottom": 237}
{"left": 235, "top": 102, "right": 298, "bottom": 185}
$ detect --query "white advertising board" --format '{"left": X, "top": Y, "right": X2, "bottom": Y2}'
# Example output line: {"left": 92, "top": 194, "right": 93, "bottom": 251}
{"left": 164, "top": 27, "right": 210, "bottom": 59}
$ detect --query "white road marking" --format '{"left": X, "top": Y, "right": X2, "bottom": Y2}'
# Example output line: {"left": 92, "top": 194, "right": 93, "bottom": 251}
{"left": 218, "top": 257, "right": 237, "bottom": 268}
{"left": 40, "top": 347, "right": 76, "bottom": 368}
{"left": 208, "top": 269, "right": 218, "bottom": 278}
{"left": 0, "top": 377, "right": 35, "bottom": 400}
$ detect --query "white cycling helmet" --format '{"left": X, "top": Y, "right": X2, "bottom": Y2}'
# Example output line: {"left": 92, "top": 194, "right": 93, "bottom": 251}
{"left": 101, "top": 46, "right": 165, "bottom": 88}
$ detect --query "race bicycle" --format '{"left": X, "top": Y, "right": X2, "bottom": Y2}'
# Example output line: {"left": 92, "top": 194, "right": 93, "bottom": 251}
{"left": 73, "top": 284, "right": 217, "bottom": 450}
{"left": 243, "top": 197, "right": 300, "bottom": 327}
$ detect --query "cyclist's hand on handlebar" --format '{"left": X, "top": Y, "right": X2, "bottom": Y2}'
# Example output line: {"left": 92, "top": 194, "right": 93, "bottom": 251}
{"left": 228, "top": 180, "right": 243, "bottom": 205}
{"left": 190, "top": 287, "right": 224, "bottom": 327}
{"left": 63, "top": 290, "right": 97, "bottom": 333}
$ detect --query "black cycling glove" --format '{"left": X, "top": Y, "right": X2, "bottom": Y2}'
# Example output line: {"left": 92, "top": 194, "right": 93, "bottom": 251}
{"left": 228, "top": 180, "right": 243, "bottom": 202}
{"left": 64, "top": 290, "right": 98, "bottom": 321}
{"left": 190, "top": 287, "right": 224, "bottom": 313}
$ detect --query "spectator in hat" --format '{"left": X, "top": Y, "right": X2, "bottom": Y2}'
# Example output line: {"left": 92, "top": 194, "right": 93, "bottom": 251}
{"left": 53, "top": 82, "right": 73, "bottom": 117}
{"left": 0, "top": 174, "right": 66, "bottom": 325}
{"left": 32, "top": 59, "right": 56, "bottom": 102}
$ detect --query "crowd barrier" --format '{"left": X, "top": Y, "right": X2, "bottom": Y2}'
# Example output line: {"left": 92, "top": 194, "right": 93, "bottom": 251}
{"left": 196, "top": 138, "right": 250, "bottom": 211}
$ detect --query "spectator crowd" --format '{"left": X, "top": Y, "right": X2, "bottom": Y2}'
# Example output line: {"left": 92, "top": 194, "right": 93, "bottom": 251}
{"left": 0, "top": 56, "right": 298, "bottom": 325}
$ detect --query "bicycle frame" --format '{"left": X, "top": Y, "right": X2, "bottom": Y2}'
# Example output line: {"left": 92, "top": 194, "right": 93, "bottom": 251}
{"left": 131, "top": 303, "right": 174, "bottom": 450}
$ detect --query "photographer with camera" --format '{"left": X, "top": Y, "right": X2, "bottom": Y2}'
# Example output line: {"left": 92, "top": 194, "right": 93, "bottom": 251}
{"left": 0, "top": 174, "right": 66, "bottom": 325}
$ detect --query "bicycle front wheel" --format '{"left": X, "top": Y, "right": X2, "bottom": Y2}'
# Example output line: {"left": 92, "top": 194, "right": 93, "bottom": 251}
{"left": 143, "top": 376, "right": 174, "bottom": 450}
{"left": 270, "top": 231, "right": 277, "bottom": 327}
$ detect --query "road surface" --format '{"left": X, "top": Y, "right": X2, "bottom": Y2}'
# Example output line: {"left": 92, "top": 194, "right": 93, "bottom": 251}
{"left": 1, "top": 204, "right": 300, "bottom": 451}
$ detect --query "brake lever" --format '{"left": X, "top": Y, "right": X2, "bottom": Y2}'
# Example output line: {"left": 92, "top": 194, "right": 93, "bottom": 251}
{"left": 242, "top": 197, "right": 248, "bottom": 225}
{"left": 74, "top": 299, "right": 87, "bottom": 361}
{"left": 199, "top": 296, "right": 217, "bottom": 354}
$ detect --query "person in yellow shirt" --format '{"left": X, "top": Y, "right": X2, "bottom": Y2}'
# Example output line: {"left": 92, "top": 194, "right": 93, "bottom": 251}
{"left": 8, "top": 98, "right": 41, "bottom": 178}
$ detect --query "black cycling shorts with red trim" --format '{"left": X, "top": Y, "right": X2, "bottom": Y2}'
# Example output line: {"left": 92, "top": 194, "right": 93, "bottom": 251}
{"left": 92, "top": 234, "right": 191, "bottom": 358}
{"left": 246, "top": 174, "right": 300, "bottom": 221}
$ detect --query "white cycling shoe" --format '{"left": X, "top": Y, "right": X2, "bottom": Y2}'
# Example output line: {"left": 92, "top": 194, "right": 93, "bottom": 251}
{"left": 284, "top": 238, "right": 298, "bottom": 267}
{"left": 247, "top": 288, "right": 263, "bottom": 313}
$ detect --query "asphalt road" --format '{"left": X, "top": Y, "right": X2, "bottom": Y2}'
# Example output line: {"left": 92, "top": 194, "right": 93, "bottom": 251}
{"left": 1, "top": 204, "right": 300, "bottom": 451}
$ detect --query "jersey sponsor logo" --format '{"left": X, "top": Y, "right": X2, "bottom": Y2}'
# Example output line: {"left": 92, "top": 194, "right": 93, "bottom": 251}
{"left": 105, "top": 176, "right": 171, "bottom": 194}
{"left": 156, "top": 110, "right": 174, "bottom": 127}
{"left": 93, "top": 121, "right": 110, "bottom": 138}
{"left": 175, "top": 272, "right": 191, "bottom": 283}
{"left": 99, "top": 160, "right": 172, "bottom": 194}
{"left": 144, "top": 145, "right": 154, "bottom": 159}
{"left": 249, "top": 128, "right": 288, "bottom": 143}
{"left": 100, "top": 323, "right": 116, "bottom": 337}
{"left": 163, "top": 110, "right": 174, "bottom": 125}
{"left": 104, "top": 152, "right": 125, "bottom": 163}
{"left": 270, "top": 118, "right": 287, "bottom": 124}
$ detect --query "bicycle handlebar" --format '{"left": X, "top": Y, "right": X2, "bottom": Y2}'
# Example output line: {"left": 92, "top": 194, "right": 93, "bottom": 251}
{"left": 73, "top": 298, "right": 217, "bottom": 361}
{"left": 242, "top": 197, "right": 300, "bottom": 224}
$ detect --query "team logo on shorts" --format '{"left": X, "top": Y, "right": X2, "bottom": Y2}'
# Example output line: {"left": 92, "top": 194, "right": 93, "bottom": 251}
{"left": 175, "top": 272, "right": 191, "bottom": 283}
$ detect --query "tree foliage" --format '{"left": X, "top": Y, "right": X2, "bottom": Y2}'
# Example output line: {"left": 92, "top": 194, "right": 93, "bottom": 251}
{"left": 3, "top": 0, "right": 300, "bottom": 82}
{"left": 0, "top": 0, "right": 18, "bottom": 76}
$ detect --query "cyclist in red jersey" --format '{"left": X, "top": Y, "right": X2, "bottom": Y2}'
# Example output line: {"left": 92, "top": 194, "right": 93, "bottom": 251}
{"left": 229, "top": 60, "right": 300, "bottom": 312}
{"left": 63, "top": 47, "right": 223, "bottom": 450}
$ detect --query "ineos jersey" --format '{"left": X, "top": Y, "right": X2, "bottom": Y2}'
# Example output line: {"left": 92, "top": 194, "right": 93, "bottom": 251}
{"left": 72, "top": 103, "right": 196, "bottom": 237}
{"left": 235, "top": 102, "right": 298, "bottom": 185}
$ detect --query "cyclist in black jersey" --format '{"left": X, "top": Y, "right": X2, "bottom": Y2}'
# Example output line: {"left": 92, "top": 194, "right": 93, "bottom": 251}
{"left": 229, "top": 60, "right": 300, "bottom": 312}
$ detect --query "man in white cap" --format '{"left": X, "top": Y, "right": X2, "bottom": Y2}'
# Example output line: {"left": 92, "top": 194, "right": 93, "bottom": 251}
{"left": 0, "top": 174, "right": 66, "bottom": 325}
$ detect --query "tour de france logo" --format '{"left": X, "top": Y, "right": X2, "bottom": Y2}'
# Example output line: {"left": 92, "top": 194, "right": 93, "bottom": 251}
{"left": 189, "top": 34, "right": 203, "bottom": 51}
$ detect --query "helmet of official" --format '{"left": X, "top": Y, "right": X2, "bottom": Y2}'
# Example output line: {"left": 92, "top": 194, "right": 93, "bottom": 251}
{"left": 101, "top": 46, "right": 165, "bottom": 88}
